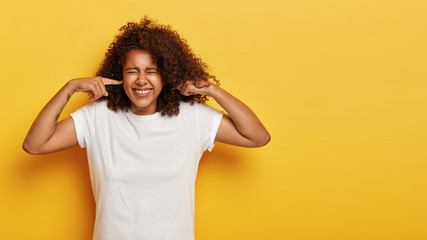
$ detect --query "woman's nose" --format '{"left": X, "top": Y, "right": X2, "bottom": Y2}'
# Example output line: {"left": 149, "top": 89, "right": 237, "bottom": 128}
{"left": 135, "top": 72, "right": 148, "bottom": 85}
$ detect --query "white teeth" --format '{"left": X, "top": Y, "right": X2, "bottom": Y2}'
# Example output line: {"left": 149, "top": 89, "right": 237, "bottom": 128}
{"left": 135, "top": 89, "right": 151, "bottom": 94}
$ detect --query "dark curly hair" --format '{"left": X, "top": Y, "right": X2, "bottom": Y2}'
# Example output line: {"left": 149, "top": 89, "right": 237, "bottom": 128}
{"left": 96, "top": 16, "right": 219, "bottom": 116}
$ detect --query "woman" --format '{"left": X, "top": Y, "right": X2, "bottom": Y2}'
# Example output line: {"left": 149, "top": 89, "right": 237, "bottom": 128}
{"left": 23, "top": 16, "right": 270, "bottom": 240}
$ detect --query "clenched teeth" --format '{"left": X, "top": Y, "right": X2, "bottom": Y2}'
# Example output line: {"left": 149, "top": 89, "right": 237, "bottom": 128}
{"left": 135, "top": 89, "right": 151, "bottom": 94}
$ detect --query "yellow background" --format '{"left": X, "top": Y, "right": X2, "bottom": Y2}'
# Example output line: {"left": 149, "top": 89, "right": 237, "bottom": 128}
{"left": 1, "top": 0, "right": 426, "bottom": 239}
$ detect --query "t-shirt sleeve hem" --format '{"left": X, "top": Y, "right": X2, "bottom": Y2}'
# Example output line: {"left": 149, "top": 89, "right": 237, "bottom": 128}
{"left": 207, "top": 112, "right": 223, "bottom": 152}
{"left": 70, "top": 112, "right": 86, "bottom": 148}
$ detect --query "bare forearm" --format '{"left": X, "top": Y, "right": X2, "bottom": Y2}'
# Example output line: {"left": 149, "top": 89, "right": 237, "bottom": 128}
{"left": 23, "top": 77, "right": 123, "bottom": 154}
{"left": 209, "top": 85, "right": 270, "bottom": 146}
{"left": 23, "top": 81, "right": 76, "bottom": 152}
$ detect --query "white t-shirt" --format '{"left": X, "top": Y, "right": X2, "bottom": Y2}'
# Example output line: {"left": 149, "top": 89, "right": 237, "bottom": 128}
{"left": 70, "top": 100, "right": 223, "bottom": 240}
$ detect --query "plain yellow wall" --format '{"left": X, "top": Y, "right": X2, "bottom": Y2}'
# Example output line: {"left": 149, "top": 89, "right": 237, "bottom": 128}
{"left": 1, "top": 0, "right": 426, "bottom": 239}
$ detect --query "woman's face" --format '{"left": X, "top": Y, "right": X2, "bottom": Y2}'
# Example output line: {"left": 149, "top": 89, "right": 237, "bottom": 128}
{"left": 122, "top": 49, "right": 163, "bottom": 115}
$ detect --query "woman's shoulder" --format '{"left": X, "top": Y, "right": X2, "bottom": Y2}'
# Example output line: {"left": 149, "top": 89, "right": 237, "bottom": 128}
{"left": 72, "top": 100, "right": 115, "bottom": 118}
{"left": 178, "top": 100, "right": 221, "bottom": 116}
{"left": 178, "top": 101, "right": 205, "bottom": 112}
{"left": 77, "top": 100, "right": 106, "bottom": 111}
{"left": 179, "top": 101, "right": 195, "bottom": 109}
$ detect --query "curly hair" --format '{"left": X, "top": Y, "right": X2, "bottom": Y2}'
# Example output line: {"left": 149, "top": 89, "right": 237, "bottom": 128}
{"left": 96, "top": 16, "right": 219, "bottom": 116}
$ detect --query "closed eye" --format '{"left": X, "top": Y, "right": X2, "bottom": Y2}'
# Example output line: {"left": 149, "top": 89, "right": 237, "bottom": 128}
{"left": 146, "top": 67, "right": 158, "bottom": 74}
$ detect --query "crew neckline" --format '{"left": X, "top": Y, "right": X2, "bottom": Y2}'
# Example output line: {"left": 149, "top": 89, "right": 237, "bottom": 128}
{"left": 125, "top": 109, "right": 161, "bottom": 121}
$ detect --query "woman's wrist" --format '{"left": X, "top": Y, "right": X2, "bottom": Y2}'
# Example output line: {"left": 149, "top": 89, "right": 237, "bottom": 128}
{"left": 206, "top": 84, "right": 222, "bottom": 99}
{"left": 66, "top": 79, "right": 80, "bottom": 95}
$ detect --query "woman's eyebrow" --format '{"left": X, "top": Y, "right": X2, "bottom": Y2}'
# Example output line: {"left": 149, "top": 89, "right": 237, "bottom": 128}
{"left": 125, "top": 67, "right": 158, "bottom": 71}
{"left": 125, "top": 67, "right": 139, "bottom": 71}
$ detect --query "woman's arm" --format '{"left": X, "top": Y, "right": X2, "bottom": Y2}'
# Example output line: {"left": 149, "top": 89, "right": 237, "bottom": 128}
{"left": 23, "top": 77, "right": 122, "bottom": 154}
{"left": 179, "top": 81, "right": 271, "bottom": 148}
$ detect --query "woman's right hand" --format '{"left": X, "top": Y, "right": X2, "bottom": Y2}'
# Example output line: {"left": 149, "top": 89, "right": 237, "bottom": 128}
{"left": 70, "top": 77, "right": 123, "bottom": 101}
{"left": 23, "top": 77, "right": 122, "bottom": 154}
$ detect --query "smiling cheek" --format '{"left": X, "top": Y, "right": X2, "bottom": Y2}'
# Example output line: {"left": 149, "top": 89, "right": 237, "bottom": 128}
{"left": 123, "top": 79, "right": 134, "bottom": 99}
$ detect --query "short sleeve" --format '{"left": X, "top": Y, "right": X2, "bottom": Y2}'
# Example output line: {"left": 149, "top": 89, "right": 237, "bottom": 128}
{"left": 195, "top": 103, "right": 223, "bottom": 152}
{"left": 70, "top": 102, "right": 96, "bottom": 148}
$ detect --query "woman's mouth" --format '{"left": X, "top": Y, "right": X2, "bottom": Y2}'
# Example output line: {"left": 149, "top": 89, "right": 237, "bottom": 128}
{"left": 133, "top": 88, "right": 153, "bottom": 97}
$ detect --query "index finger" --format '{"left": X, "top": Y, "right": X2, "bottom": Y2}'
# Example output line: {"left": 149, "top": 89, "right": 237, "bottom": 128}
{"left": 99, "top": 77, "right": 123, "bottom": 85}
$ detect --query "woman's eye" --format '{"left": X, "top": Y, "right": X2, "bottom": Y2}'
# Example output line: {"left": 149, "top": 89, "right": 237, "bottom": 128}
{"left": 127, "top": 71, "right": 138, "bottom": 74}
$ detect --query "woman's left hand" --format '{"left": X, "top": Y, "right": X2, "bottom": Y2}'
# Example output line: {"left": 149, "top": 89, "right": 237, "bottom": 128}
{"left": 178, "top": 79, "right": 270, "bottom": 147}
{"left": 177, "top": 80, "right": 213, "bottom": 96}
